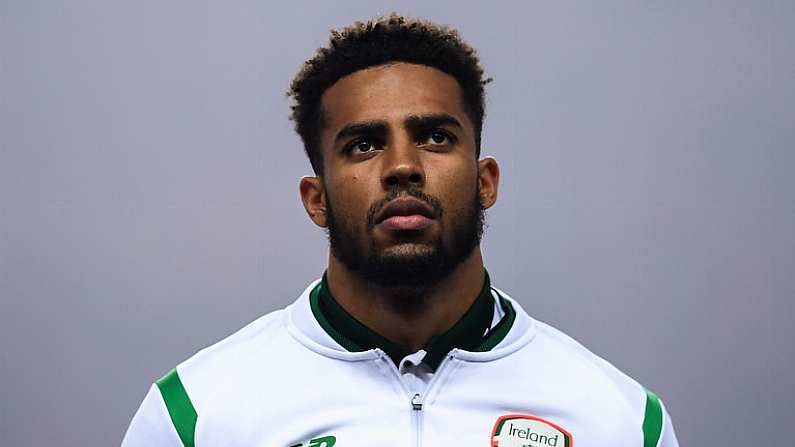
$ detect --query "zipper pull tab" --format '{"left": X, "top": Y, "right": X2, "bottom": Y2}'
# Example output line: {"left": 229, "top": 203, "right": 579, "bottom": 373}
{"left": 411, "top": 393, "right": 423, "bottom": 411}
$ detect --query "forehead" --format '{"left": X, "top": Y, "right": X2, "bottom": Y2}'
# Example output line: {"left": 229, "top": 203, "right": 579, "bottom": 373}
{"left": 319, "top": 63, "right": 472, "bottom": 135}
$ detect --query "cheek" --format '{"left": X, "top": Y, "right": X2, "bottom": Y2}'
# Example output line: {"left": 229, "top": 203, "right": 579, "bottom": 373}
{"left": 327, "top": 174, "right": 376, "bottom": 216}
{"left": 432, "top": 161, "right": 478, "bottom": 210}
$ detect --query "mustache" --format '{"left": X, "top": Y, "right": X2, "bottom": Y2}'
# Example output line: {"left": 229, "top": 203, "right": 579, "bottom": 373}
{"left": 366, "top": 187, "right": 443, "bottom": 230}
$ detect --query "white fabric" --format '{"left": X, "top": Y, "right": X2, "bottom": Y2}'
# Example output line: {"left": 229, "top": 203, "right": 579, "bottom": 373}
{"left": 121, "top": 385, "right": 185, "bottom": 446}
{"left": 121, "top": 281, "right": 679, "bottom": 447}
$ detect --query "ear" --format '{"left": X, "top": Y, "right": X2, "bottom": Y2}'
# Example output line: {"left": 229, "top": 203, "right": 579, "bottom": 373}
{"left": 299, "top": 176, "right": 328, "bottom": 227}
{"left": 477, "top": 156, "right": 500, "bottom": 209}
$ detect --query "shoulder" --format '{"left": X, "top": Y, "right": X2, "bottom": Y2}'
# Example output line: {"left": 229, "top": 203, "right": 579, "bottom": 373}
{"left": 160, "top": 279, "right": 337, "bottom": 408}
{"left": 172, "top": 306, "right": 298, "bottom": 398}
{"left": 152, "top": 305, "right": 303, "bottom": 406}
{"left": 533, "top": 319, "right": 647, "bottom": 406}
{"left": 526, "top": 317, "right": 677, "bottom": 446}
{"left": 183, "top": 307, "right": 288, "bottom": 368}
{"left": 488, "top": 290, "right": 678, "bottom": 444}
{"left": 171, "top": 279, "right": 323, "bottom": 381}
{"left": 122, "top": 307, "right": 294, "bottom": 447}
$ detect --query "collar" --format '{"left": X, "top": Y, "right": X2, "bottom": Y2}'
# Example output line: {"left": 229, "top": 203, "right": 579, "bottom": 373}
{"left": 309, "top": 270, "right": 515, "bottom": 371}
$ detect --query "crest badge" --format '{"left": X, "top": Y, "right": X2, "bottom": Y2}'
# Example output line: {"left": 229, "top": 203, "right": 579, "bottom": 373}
{"left": 491, "top": 414, "right": 572, "bottom": 447}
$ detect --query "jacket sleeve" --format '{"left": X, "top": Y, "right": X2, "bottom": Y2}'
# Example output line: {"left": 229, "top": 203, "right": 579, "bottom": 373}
{"left": 120, "top": 384, "right": 185, "bottom": 447}
{"left": 658, "top": 399, "right": 680, "bottom": 447}
{"left": 642, "top": 389, "right": 680, "bottom": 447}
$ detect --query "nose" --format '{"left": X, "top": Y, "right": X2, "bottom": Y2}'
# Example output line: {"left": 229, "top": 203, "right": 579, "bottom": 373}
{"left": 381, "top": 138, "right": 425, "bottom": 190}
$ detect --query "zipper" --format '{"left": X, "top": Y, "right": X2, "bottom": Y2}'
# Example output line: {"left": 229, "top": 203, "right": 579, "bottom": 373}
{"left": 412, "top": 392, "right": 423, "bottom": 447}
{"left": 382, "top": 350, "right": 457, "bottom": 447}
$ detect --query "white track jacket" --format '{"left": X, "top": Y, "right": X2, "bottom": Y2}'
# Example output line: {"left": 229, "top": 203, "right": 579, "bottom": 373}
{"left": 121, "top": 279, "right": 679, "bottom": 447}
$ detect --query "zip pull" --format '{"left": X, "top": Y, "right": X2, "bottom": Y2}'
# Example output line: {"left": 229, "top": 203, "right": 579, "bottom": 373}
{"left": 411, "top": 393, "right": 423, "bottom": 411}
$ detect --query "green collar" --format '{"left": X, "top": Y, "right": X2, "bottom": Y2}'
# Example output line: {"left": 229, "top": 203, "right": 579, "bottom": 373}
{"left": 309, "top": 270, "right": 515, "bottom": 371}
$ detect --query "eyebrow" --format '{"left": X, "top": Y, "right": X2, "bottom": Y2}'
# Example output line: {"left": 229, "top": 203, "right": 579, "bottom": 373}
{"left": 404, "top": 113, "right": 463, "bottom": 134}
{"left": 334, "top": 121, "right": 388, "bottom": 144}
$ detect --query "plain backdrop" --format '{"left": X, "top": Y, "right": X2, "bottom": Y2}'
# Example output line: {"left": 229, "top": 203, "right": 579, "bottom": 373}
{"left": 1, "top": 1, "right": 793, "bottom": 446}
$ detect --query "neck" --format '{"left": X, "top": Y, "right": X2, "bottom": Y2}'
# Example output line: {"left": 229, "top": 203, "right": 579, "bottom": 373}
{"left": 326, "top": 248, "right": 486, "bottom": 351}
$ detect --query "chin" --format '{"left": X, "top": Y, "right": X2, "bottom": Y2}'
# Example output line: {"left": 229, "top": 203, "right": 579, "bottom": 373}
{"left": 378, "top": 242, "right": 437, "bottom": 258}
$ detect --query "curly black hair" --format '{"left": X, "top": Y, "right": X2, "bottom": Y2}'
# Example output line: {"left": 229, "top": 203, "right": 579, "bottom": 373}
{"left": 288, "top": 14, "right": 491, "bottom": 174}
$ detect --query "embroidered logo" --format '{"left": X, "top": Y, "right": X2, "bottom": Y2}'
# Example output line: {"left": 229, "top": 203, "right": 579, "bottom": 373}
{"left": 491, "top": 414, "right": 572, "bottom": 447}
{"left": 289, "top": 435, "right": 336, "bottom": 447}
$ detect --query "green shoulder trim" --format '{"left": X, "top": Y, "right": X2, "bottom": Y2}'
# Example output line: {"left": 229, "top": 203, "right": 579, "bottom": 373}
{"left": 156, "top": 369, "right": 197, "bottom": 447}
{"left": 642, "top": 388, "right": 664, "bottom": 447}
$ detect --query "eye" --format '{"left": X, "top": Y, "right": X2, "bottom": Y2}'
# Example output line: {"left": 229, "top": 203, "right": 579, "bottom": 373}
{"left": 418, "top": 130, "right": 454, "bottom": 147}
{"left": 344, "top": 138, "right": 382, "bottom": 155}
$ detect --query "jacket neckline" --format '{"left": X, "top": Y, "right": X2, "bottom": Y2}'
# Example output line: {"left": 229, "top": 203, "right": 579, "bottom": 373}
{"left": 285, "top": 277, "right": 536, "bottom": 364}
{"left": 309, "top": 271, "right": 514, "bottom": 371}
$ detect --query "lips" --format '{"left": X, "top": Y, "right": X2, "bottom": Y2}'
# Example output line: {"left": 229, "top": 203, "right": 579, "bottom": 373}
{"left": 374, "top": 198, "right": 436, "bottom": 231}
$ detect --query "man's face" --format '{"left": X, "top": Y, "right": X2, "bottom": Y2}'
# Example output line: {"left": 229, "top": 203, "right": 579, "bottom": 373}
{"left": 315, "top": 63, "right": 489, "bottom": 287}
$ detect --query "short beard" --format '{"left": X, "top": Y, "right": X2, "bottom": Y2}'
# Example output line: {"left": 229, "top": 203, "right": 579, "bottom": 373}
{"left": 325, "top": 185, "right": 485, "bottom": 290}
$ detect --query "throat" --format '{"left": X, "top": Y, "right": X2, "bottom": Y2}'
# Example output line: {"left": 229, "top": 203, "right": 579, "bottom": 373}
{"left": 322, "top": 249, "right": 491, "bottom": 360}
{"left": 379, "top": 285, "right": 437, "bottom": 318}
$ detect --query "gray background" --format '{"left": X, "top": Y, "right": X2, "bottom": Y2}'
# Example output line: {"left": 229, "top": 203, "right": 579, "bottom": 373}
{"left": 1, "top": 1, "right": 793, "bottom": 445}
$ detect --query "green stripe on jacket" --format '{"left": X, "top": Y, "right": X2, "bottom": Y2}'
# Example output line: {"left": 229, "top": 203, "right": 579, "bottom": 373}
{"left": 642, "top": 388, "right": 663, "bottom": 447}
{"left": 156, "top": 368, "right": 197, "bottom": 447}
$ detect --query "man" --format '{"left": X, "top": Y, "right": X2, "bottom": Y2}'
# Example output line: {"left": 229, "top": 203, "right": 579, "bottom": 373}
{"left": 122, "top": 15, "right": 678, "bottom": 447}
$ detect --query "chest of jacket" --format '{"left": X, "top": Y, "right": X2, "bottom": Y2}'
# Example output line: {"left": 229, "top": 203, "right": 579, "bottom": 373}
{"left": 194, "top": 353, "right": 641, "bottom": 447}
